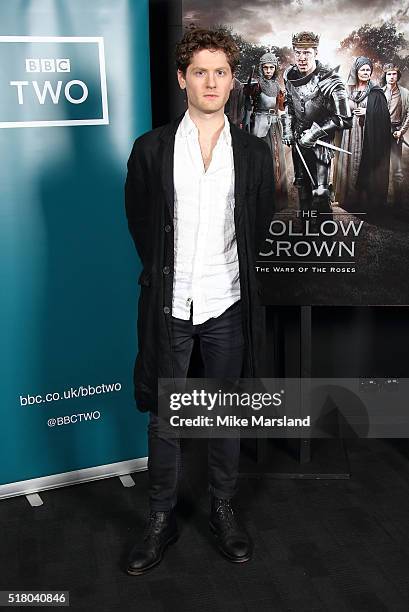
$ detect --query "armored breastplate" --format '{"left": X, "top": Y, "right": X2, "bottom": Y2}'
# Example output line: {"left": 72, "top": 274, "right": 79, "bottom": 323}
{"left": 287, "top": 71, "right": 332, "bottom": 132}
{"left": 255, "top": 92, "right": 277, "bottom": 113}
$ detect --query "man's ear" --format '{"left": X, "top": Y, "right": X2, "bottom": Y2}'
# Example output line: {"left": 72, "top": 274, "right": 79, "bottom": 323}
{"left": 177, "top": 69, "right": 186, "bottom": 90}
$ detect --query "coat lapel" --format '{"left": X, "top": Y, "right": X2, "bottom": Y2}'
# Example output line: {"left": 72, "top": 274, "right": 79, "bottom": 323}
{"left": 230, "top": 123, "right": 249, "bottom": 209}
{"left": 160, "top": 115, "right": 184, "bottom": 218}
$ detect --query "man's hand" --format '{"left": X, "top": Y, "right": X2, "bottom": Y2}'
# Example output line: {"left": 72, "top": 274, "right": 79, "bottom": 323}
{"left": 298, "top": 121, "right": 326, "bottom": 149}
{"left": 298, "top": 129, "right": 317, "bottom": 148}
{"left": 393, "top": 129, "right": 402, "bottom": 141}
{"left": 352, "top": 107, "right": 366, "bottom": 117}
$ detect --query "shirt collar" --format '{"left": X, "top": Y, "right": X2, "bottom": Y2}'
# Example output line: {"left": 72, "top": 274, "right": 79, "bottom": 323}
{"left": 179, "top": 110, "right": 231, "bottom": 145}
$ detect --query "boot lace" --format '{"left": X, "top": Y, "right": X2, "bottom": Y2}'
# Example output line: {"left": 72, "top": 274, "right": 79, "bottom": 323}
{"left": 143, "top": 512, "right": 169, "bottom": 543}
{"left": 215, "top": 501, "right": 239, "bottom": 534}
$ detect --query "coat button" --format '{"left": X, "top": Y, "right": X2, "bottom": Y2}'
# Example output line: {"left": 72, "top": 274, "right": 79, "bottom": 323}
{"left": 164, "top": 224, "right": 171, "bottom": 233}
{"left": 163, "top": 306, "right": 170, "bottom": 314}
{"left": 163, "top": 266, "right": 170, "bottom": 275}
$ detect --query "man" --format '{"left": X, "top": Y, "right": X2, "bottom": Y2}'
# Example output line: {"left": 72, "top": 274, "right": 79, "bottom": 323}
{"left": 381, "top": 63, "right": 409, "bottom": 207}
{"left": 124, "top": 28, "right": 274, "bottom": 575}
{"left": 281, "top": 31, "right": 352, "bottom": 217}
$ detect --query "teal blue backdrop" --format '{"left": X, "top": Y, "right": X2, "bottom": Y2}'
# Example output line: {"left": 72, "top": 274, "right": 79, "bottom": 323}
{"left": 0, "top": 0, "right": 150, "bottom": 489}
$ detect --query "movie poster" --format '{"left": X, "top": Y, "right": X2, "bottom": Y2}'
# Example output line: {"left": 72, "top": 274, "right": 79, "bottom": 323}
{"left": 183, "top": 0, "right": 409, "bottom": 305}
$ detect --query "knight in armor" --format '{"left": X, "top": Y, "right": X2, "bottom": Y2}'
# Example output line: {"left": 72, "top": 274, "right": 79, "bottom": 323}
{"left": 282, "top": 31, "right": 352, "bottom": 216}
{"left": 244, "top": 52, "right": 288, "bottom": 209}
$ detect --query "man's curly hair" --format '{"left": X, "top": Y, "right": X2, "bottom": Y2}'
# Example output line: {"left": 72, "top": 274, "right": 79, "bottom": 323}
{"left": 175, "top": 28, "right": 240, "bottom": 75}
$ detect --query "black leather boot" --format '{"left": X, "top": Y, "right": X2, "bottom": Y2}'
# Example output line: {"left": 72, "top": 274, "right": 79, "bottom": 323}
{"left": 126, "top": 510, "right": 178, "bottom": 575}
{"left": 209, "top": 497, "right": 252, "bottom": 563}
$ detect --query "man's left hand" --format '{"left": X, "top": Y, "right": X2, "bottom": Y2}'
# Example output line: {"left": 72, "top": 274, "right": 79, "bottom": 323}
{"left": 393, "top": 130, "right": 402, "bottom": 141}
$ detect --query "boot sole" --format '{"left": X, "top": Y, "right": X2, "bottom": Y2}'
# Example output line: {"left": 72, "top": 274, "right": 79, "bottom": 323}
{"left": 126, "top": 532, "right": 179, "bottom": 576}
{"left": 209, "top": 521, "right": 251, "bottom": 563}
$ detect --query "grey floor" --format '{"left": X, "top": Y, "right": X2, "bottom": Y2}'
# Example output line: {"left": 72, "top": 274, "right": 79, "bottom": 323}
{"left": 1, "top": 438, "right": 409, "bottom": 611}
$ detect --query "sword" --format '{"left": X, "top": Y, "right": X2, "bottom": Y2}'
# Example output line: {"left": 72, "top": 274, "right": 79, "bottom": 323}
{"left": 315, "top": 139, "right": 351, "bottom": 155}
{"left": 295, "top": 142, "right": 316, "bottom": 188}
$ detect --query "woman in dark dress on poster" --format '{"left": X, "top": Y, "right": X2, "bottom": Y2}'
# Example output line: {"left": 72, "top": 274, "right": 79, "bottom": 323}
{"left": 334, "top": 56, "right": 391, "bottom": 212}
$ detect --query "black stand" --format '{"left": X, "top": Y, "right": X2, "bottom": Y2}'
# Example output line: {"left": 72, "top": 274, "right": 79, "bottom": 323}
{"left": 240, "top": 306, "right": 350, "bottom": 479}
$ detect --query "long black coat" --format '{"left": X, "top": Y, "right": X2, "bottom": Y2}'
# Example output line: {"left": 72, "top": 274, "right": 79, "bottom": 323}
{"left": 125, "top": 115, "right": 275, "bottom": 413}
{"left": 356, "top": 85, "right": 391, "bottom": 208}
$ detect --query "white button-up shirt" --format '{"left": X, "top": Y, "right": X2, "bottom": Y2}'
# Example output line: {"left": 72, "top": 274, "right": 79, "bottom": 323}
{"left": 172, "top": 110, "right": 240, "bottom": 325}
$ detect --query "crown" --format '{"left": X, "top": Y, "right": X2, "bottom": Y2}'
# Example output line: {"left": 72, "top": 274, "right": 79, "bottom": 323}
{"left": 382, "top": 62, "right": 400, "bottom": 73}
{"left": 292, "top": 31, "right": 320, "bottom": 49}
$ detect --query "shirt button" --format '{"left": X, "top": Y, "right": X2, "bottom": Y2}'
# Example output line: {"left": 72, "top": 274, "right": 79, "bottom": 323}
{"left": 163, "top": 266, "right": 170, "bottom": 275}
{"left": 164, "top": 224, "right": 171, "bottom": 233}
{"left": 163, "top": 306, "right": 170, "bottom": 314}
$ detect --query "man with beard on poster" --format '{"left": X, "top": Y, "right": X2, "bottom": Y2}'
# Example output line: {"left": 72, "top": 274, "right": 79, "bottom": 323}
{"left": 334, "top": 57, "right": 391, "bottom": 213}
{"left": 243, "top": 52, "right": 288, "bottom": 209}
{"left": 124, "top": 28, "right": 274, "bottom": 575}
{"left": 281, "top": 31, "right": 352, "bottom": 222}
{"left": 381, "top": 62, "right": 409, "bottom": 209}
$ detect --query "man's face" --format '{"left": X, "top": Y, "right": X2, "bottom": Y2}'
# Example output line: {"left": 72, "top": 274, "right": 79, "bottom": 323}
{"left": 177, "top": 49, "right": 234, "bottom": 115}
{"left": 386, "top": 70, "right": 399, "bottom": 86}
{"left": 357, "top": 64, "right": 372, "bottom": 83}
{"left": 293, "top": 47, "right": 317, "bottom": 74}
{"left": 262, "top": 63, "right": 276, "bottom": 79}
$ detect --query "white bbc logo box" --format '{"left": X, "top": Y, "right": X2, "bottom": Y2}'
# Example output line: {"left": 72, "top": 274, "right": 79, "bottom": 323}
{"left": 25, "top": 58, "right": 72, "bottom": 72}
{"left": 0, "top": 36, "right": 109, "bottom": 128}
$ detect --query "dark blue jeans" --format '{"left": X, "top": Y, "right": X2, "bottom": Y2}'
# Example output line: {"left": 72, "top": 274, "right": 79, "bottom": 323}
{"left": 148, "top": 300, "right": 244, "bottom": 511}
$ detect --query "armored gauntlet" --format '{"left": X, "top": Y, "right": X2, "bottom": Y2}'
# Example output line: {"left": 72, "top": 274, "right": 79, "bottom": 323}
{"left": 299, "top": 122, "right": 327, "bottom": 148}
{"left": 281, "top": 113, "right": 294, "bottom": 145}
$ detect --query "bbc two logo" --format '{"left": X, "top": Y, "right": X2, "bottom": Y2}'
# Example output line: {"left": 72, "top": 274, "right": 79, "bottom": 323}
{"left": 0, "top": 36, "right": 109, "bottom": 128}
{"left": 11, "top": 58, "right": 89, "bottom": 106}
